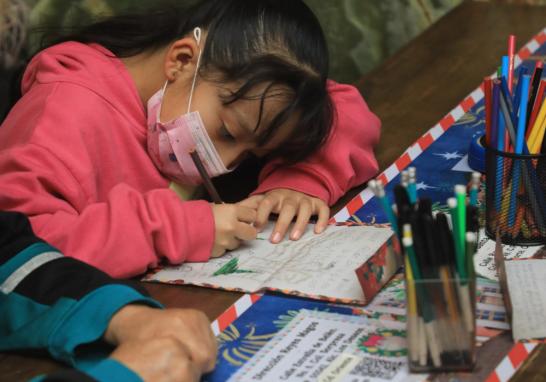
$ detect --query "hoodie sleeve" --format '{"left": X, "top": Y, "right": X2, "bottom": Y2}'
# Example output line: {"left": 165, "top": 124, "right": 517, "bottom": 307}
{"left": 0, "top": 83, "right": 214, "bottom": 278}
{"left": 0, "top": 211, "right": 161, "bottom": 370}
{"left": 0, "top": 144, "right": 213, "bottom": 278}
{"left": 253, "top": 81, "right": 381, "bottom": 206}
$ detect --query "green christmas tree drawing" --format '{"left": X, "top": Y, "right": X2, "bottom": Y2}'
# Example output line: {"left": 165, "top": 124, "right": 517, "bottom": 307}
{"left": 212, "top": 258, "right": 254, "bottom": 276}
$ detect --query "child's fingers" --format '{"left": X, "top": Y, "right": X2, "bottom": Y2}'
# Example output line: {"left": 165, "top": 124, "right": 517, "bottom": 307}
{"left": 235, "top": 221, "right": 258, "bottom": 241}
{"left": 255, "top": 196, "right": 277, "bottom": 231}
{"left": 237, "top": 195, "right": 264, "bottom": 209}
{"left": 314, "top": 203, "right": 330, "bottom": 234}
{"left": 290, "top": 199, "right": 312, "bottom": 240}
{"left": 236, "top": 206, "right": 257, "bottom": 224}
{"left": 271, "top": 200, "right": 298, "bottom": 243}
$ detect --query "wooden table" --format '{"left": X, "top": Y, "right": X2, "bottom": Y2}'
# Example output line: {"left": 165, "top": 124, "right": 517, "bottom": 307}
{"left": 2, "top": 1, "right": 545, "bottom": 380}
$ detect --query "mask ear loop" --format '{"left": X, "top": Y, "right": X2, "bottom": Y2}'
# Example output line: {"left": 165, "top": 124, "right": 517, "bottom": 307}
{"left": 186, "top": 27, "right": 202, "bottom": 114}
{"left": 156, "top": 80, "right": 170, "bottom": 122}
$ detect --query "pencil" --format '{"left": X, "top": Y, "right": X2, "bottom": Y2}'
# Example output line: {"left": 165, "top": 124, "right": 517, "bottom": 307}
{"left": 507, "top": 35, "right": 516, "bottom": 94}
{"left": 454, "top": 186, "right": 467, "bottom": 276}
{"left": 501, "top": 55, "right": 511, "bottom": 152}
{"left": 508, "top": 75, "right": 531, "bottom": 228}
{"left": 189, "top": 149, "right": 223, "bottom": 204}
{"left": 408, "top": 167, "right": 418, "bottom": 204}
{"left": 526, "top": 61, "right": 543, "bottom": 131}
{"left": 526, "top": 80, "right": 545, "bottom": 142}
{"left": 528, "top": 97, "right": 546, "bottom": 153}
{"left": 404, "top": 235, "right": 441, "bottom": 367}
{"left": 404, "top": 249, "right": 420, "bottom": 362}
{"left": 512, "top": 67, "right": 528, "bottom": 115}
{"left": 369, "top": 180, "right": 399, "bottom": 236}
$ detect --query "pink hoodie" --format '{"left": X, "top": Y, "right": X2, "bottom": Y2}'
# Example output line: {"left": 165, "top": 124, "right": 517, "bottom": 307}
{"left": 0, "top": 42, "right": 380, "bottom": 278}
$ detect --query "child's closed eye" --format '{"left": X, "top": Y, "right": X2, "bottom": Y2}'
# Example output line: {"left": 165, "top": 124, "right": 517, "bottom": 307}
{"left": 219, "top": 124, "right": 236, "bottom": 141}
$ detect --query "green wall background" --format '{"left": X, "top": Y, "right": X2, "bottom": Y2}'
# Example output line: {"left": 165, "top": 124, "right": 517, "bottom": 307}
{"left": 21, "top": 0, "right": 462, "bottom": 83}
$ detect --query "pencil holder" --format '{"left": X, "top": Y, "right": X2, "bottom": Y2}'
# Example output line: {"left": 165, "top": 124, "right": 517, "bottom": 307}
{"left": 485, "top": 145, "right": 546, "bottom": 245}
{"left": 405, "top": 276, "right": 476, "bottom": 372}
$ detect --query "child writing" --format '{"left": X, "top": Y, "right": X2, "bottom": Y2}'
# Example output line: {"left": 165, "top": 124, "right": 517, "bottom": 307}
{"left": 0, "top": 0, "right": 380, "bottom": 278}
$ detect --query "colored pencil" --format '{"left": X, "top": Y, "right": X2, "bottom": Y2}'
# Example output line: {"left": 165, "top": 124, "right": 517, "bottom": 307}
{"left": 408, "top": 167, "right": 418, "bottom": 204}
{"left": 527, "top": 80, "right": 546, "bottom": 141}
{"left": 448, "top": 197, "right": 465, "bottom": 278}
{"left": 369, "top": 180, "right": 399, "bottom": 236}
{"left": 455, "top": 185, "right": 467, "bottom": 275}
{"left": 508, "top": 75, "right": 531, "bottom": 228}
{"left": 499, "top": 56, "right": 510, "bottom": 152}
{"left": 189, "top": 149, "right": 223, "bottom": 204}
{"left": 513, "top": 67, "right": 528, "bottom": 115}
{"left": 512, "top": 66, "right": 529, "bottom": 115}
{"left": 528, "top": 97, "right": 546, "bottom": 153}
{"left": 526, "top": 61, "right": 544, "bottom": 130}
{"left": 508, "top": 35, "right": 516, "bottom": 94}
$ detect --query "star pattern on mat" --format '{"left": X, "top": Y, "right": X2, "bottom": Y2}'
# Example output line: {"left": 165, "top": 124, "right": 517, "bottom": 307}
{"left": 416, "top": 181, "right": 438, "bottom": 191}
{"left": 433, "top": 151, "right": 464, "bottom": 160}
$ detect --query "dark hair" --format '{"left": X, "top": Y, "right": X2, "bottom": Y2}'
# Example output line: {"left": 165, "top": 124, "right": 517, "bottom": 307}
{"left": 50, "top": 0, "right": 333, "bottom": 163}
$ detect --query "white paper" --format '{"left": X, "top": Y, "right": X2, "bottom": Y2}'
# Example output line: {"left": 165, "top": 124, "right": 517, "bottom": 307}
{"left": 228, "top": 310, "right": 424, "bottom": 382}
{"left": 473, "top": 229, "right": 541, "bottom": 280}
{"left": 144, "top": 224, "right": 394, "bottom": 303}
{"left": 505, "top": 259, "right": 546, "bottom": 341}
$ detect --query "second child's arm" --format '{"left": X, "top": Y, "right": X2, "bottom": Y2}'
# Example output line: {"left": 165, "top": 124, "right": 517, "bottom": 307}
{"left": 250, "top": 81, "right": 381, "bottom": 241}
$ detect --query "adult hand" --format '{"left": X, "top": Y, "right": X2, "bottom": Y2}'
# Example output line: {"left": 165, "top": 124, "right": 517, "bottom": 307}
{"left": 210, "top": 203, "right": 258, "bottom": 257}
{"left": 105, "top": 306, "right": 217, "bottom": 373}
{"left": 110, "top": 337, "right": 199, "bottom": 382}
{"left": 242, "top": 189, "right": 330, "bottom": 243}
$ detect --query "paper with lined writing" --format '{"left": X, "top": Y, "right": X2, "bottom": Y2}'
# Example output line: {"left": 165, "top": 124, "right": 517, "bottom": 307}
{"left": 143, "top": 224, "right": 393, "bottom": 303}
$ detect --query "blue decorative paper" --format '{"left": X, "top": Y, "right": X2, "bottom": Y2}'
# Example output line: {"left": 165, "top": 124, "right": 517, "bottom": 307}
{"left": 203, "top": 294, "right": 355, "bottom": 382}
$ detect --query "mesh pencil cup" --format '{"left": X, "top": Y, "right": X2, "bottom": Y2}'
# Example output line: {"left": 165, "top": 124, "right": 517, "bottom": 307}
{"left": 485, "top": 145, "right": 546, "bottom": 245}
{"left": 405, "top": 276, "right": 476, "bottom": 372}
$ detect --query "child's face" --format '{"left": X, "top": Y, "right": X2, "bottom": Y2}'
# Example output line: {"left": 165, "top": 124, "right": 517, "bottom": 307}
{"left": 163, "top": 79, "right": 297, "bottom": 170}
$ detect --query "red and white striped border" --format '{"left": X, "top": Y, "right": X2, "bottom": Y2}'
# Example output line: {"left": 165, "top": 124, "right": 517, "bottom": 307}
{"left": 210, "top": 294, "right": 262, "bottom": 336}
{"left": 485, "top": 342, "right": 537, "bottom": 382}
{"left": 333, "top": 27, "right": 546, "bottom": 223}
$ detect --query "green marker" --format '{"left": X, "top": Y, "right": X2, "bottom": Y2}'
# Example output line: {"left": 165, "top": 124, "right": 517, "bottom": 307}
{"left": 455, "top": 185, "right": 467, "bottom": 275}
{"left": 448, "top": 197, "right": 465, "bottom": 278}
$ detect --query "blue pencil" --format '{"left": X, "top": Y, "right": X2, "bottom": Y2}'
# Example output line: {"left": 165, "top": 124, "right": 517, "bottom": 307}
{"left": 508, "top": 75, "right": 531, "bottom": 228}
{"left": 495, "top": 56, "right": 510, "bottom": 212}
{"left": 513, "top": 67, "right": 529, "bottom": 115}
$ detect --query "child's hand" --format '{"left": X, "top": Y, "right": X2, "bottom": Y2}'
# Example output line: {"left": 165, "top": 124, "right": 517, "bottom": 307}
{"left": 242, "top": 189, "right": 330, "bottom": 243}
{"left": 210, "top": 203, "right": 258, "bottom": 257}
{"left": 105, "top": 306, "right": 217, "bottom": 373}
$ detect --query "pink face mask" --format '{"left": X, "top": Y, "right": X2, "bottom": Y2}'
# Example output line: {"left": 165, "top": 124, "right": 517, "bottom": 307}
{"left": 146, "top": 27, "right": 231, "bottom": 185}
